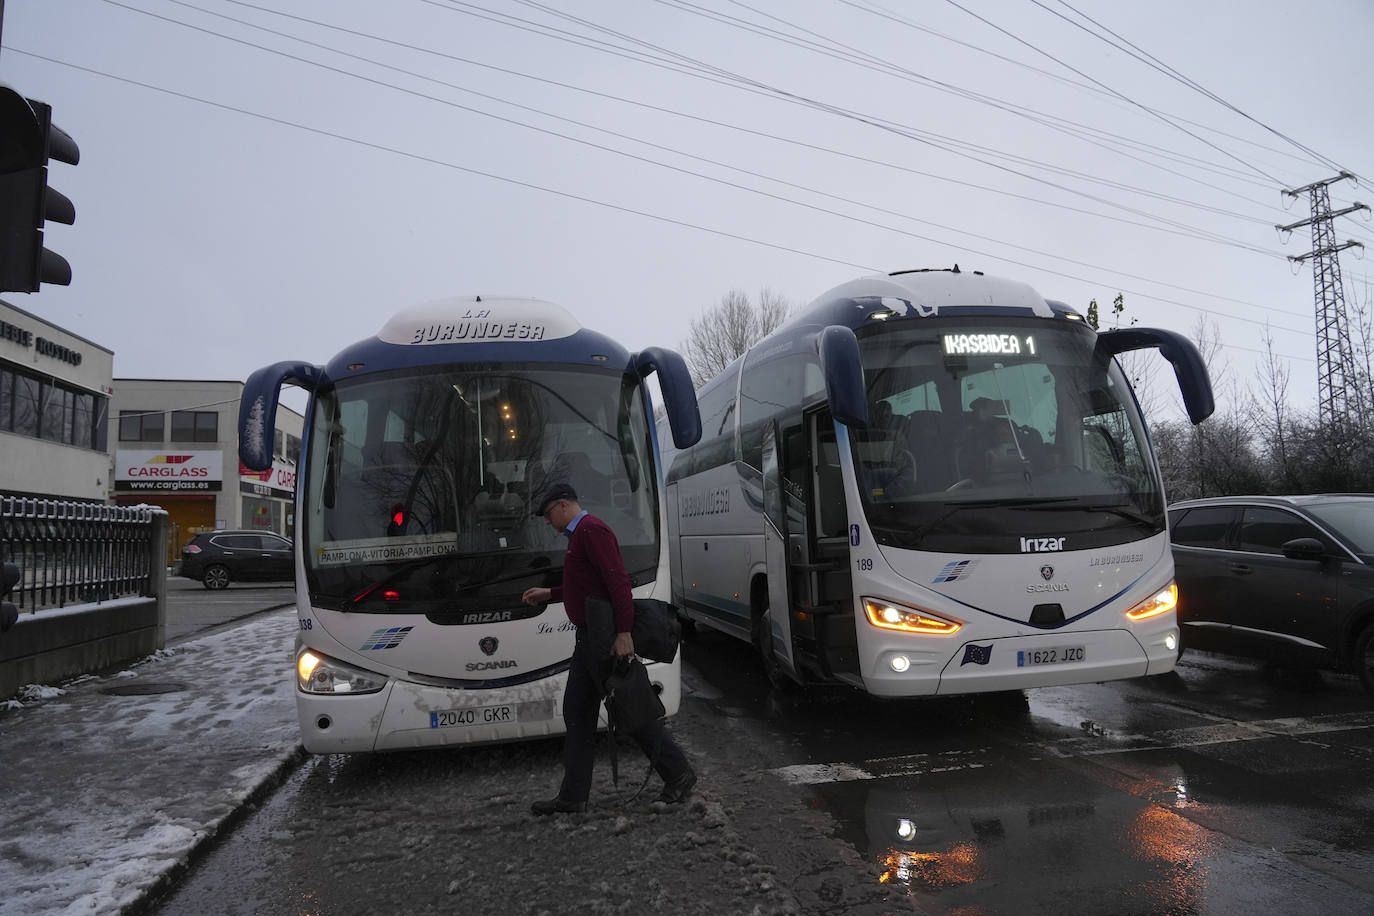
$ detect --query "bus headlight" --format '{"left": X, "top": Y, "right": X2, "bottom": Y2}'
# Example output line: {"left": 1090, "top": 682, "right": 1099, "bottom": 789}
{"left": 297, "top": 650, "right": 388, "bottom": 695}
{"left": 863, "top": 599, "right": 962, "bottom": 635}
{"left": 1125, "top": 584, "right": 1177, "bottom": 621}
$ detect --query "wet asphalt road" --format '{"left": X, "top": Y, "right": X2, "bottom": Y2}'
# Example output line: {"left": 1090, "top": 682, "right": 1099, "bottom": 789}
{"left": 164, "top": 576, "right": 294, "bottom": 643}
{"left": 153, "top": 615, "right": 1374, "bottom": 915}
{"left": 680, "top": 626, "right": 1374, "bottom": 913}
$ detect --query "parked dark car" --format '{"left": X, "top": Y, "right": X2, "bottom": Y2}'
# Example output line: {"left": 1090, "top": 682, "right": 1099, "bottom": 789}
{"left": 179, "top": 530, "right": 294, "bottom": 590}
{"left": 1168, "top": 494, "right": 1374, "bottom": 693}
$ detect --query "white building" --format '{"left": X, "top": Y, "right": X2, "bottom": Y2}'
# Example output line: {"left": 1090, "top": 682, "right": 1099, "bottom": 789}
{"left": 0, "top": 298, "right": 113, "bottom": 502}
{"left": 109, "top": 379, "right": 303, "bottom": 549}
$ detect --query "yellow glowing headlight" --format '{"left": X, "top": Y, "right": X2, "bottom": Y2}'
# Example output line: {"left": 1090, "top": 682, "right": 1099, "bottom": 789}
{"left": 297, "top": 650, "right": 321, "bottom": 684}
{"left": 863, "top": 598, "right": 962, "bottom": 634}
{"left": 1125, "top": 583, "right": 1178, "bottom": 621}
{"left": 296, "top": 649, "right": 388, "bottom": 694}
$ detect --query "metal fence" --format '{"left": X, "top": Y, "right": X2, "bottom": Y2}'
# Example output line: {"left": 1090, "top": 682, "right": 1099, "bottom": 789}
{"left": 0, "top": 497, "right": 166, "bottom": 613}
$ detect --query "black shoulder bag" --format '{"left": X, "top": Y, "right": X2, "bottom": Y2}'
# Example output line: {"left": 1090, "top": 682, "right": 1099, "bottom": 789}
{"left": 584, "top": 596, "right": 682, "bottom": 663}
{"left": 603, "top": 655, "right": 666, "bottom": 734}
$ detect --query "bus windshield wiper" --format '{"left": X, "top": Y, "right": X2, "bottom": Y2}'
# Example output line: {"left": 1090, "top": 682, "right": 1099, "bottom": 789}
{"left": 452, "top": 565, "right": 553, "bottom": 597}
{"left": 344, "top": 556, "right": 554, "bottom": 608}
{"left": 903, "top": 497, "right": 1076, "bottom": 547}
{"left": 342, "top": 554, "right": 450, "bottom": 609}
{"left": 1087, "top": 503, "right": 1157, "bottom": 526}
{"left": 1031, "top": 500, "right": 1158, "bottom": 527}
{"left": 907, "top": 499, "right": 1009, "bottom": 545}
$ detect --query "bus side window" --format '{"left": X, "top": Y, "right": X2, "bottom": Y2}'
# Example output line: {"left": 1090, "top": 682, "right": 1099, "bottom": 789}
{"left": 740, "top": 421, "right": 764, "bottom": 469}
{"left": 816, "top": 436, "right": 846, "bottom": 538}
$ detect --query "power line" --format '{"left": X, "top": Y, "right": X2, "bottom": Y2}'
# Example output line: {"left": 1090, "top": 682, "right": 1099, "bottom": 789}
{"left": 120, "top": 0, "right": 1308, "bottom": 324}
{"left": 835, "top": 0, "right": 1335, "bottom": 179}
{"left": 667, "top": 0, "right": 1285, "bottom": 208}
{"left": 216, "top": 0, "right": 1282, "bottom": 239}
{"left": 8, "top": 3, "right": 1341, "bottom": 368}
{"left": 4, "top": 48, "right": 882, "bottom": 275}
{"left": 423, "top": 0, "right": 1287, "bottom": 251}
{"left": 8, "top": 45, "right": 1316, "bottom": 361}
{"left": 941, "top": 0, "right": 1285, "bottom": 184}
{"left": 1044, "top": 0, "right": 1356, "bottom": 180}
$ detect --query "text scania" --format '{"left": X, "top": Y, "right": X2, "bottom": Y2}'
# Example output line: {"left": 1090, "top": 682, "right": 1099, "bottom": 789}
{"left": 1020, "top": 536, "right": 1066, "bottom": 552}
{"left": 465, "top": 660, "right": 518, "bottom": 671}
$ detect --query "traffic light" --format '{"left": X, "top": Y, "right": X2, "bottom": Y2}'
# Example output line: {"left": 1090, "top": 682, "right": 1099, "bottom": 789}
{"left": 0, "top": 84, "right": 79, "bottom": 293}
{"left": 1, "top": 562, "right": 19, "bottom": 633}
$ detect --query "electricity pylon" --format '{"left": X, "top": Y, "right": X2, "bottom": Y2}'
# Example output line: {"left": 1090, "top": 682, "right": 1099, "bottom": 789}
{"left": 1277, "top": 173, "right": 1368, "bottom": 429}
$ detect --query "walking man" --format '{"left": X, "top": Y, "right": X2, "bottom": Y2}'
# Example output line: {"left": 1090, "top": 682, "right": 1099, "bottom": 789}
{"left": 521, "top": 483, "right": 696, "bottom": 815}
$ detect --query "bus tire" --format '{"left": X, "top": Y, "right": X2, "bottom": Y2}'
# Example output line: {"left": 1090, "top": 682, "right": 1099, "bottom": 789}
{"left": 752, "top": 602, "right": 793, "bottom": 692}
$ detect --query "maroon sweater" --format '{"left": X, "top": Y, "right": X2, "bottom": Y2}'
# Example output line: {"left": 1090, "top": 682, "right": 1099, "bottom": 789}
{"left": 548, "top": 513, "right": 635, "bottom": 633}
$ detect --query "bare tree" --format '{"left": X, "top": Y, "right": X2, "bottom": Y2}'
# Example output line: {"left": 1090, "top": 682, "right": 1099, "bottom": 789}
{"left": 1253, "top": 324, "right": 1302, "bottom": 492}
{"left": 680, "top": 288, "right": 792, "bottom": 387}
{"left": 1346, "top": 273, "right": 1374, "bottom": 432}
{"left": 1088, "top": 294, "right": 1162, "bottom": 419}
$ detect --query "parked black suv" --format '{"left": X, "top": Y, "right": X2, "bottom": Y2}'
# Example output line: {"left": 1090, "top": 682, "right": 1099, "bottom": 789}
{"left": 179, "top": 530, "right": 293, "bottom": 590}
{"left": 1169, "top": 494, "right": 1374, "bottom": 693}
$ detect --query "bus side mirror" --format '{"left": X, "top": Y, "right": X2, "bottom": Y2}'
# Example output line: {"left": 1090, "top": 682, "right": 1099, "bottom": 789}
{"left": 239, "top": 361, "right": 322, "bottom": 471}
{"left": 1096, "top": 327, "right": 1215, "bottom": 425}
{"left": 818, "top": 325, "right": 868, "bottom": 428}
{"left": 633, "top": 347, "right": 701, "bottom": 449}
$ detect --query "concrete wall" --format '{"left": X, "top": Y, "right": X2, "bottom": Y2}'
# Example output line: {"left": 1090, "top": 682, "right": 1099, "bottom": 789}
{"left": 0, "top": 512, "right": 168, "bottom": 701}
{"left": 0, "top": 597, "right": 162, "bottom": 699}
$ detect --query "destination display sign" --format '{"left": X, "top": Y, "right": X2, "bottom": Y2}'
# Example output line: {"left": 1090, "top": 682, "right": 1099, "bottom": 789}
{"left": 942, "top": 332, "right": 1038, "bottom": 356}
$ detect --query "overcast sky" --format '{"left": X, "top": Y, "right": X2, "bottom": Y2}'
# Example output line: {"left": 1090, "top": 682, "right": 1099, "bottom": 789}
{"left": 2, "top": 0, "right": 1371, "bottom": 421}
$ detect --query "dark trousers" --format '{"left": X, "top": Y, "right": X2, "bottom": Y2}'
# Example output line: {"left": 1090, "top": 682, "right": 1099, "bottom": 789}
{"left": 558, "top": 627, "right": 690, "bottom": 802}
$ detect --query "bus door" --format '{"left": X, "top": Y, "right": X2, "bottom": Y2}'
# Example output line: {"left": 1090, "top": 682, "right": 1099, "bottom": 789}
{"left": 761, "top": 421, "right": 799, "bottom": 681}
{"left": 804, "top": 410, "right": 860, "bottom": 682}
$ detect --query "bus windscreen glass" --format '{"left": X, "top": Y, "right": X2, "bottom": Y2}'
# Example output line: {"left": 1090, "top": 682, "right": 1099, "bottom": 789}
{"left": 853, "top": 316, "right": 1162, "bottom": 553}
{"left": 303, "top": 365, "right": 658, "bottom": 610}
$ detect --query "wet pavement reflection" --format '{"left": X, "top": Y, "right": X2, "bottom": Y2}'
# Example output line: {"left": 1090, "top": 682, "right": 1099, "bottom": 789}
{"left": 683, "top": 628, "right": 1374, "bottom": 914}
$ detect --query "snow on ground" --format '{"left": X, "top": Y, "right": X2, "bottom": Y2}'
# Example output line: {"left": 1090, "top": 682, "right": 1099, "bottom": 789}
{"left": 0, "top": 610, "right": 300, "bottom": 915}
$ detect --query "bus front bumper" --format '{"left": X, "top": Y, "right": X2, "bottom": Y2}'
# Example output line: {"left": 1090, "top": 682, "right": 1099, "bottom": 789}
{"left": 861, "top": 624, "right": 1176, "bottom": 698}
{"left": 295, "top": 660, "right": 682, "bottom": 753}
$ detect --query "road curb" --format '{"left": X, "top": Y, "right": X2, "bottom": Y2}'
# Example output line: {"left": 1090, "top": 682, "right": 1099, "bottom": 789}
{"left": 125, "top": 743, "right": 308, "bottom": 916}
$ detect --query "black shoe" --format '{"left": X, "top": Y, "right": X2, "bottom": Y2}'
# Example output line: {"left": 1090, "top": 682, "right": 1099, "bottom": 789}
{"left": 530, "top": 797, "right": 587, "bottom": 816}
{"left": 656, "top": 768, "right": 697, "bottom": 804}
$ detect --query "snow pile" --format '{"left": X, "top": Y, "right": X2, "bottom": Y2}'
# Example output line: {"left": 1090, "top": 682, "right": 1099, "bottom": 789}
{"left": 0, "top": 610, "right": 300, "bottom": 915}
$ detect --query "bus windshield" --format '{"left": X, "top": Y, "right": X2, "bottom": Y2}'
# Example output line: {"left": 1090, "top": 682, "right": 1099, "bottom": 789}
{"left": 303, "top": 364, "right": 659, "bottom": 611}
{"left": 850, "top": 316, "right": 1163, "bottom": 553}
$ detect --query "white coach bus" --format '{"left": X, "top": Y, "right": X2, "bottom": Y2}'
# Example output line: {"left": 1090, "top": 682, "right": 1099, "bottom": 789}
{"left": 663, "top": 267, "right": 1213, "bottom": 696}
{"left": 239, "top": 296, "right": 700, "bottom": 752}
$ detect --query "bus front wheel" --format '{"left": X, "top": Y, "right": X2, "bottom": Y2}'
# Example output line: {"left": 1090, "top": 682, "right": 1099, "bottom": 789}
{"left": 752, "top": 602, "right": 793, "bottom": 692}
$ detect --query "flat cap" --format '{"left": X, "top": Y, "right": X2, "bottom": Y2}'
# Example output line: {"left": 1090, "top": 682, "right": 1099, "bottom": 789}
{"left": 534, "top": 483, "right": 578, "bottom": 517}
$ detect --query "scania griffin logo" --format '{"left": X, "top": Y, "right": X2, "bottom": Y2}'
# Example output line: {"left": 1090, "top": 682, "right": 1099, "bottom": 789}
{"left": 479, "top": 636, "right": 499, "bottom": 656}
{"left": 1040, "top": 565, "right": 1054, "bottom": 581}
